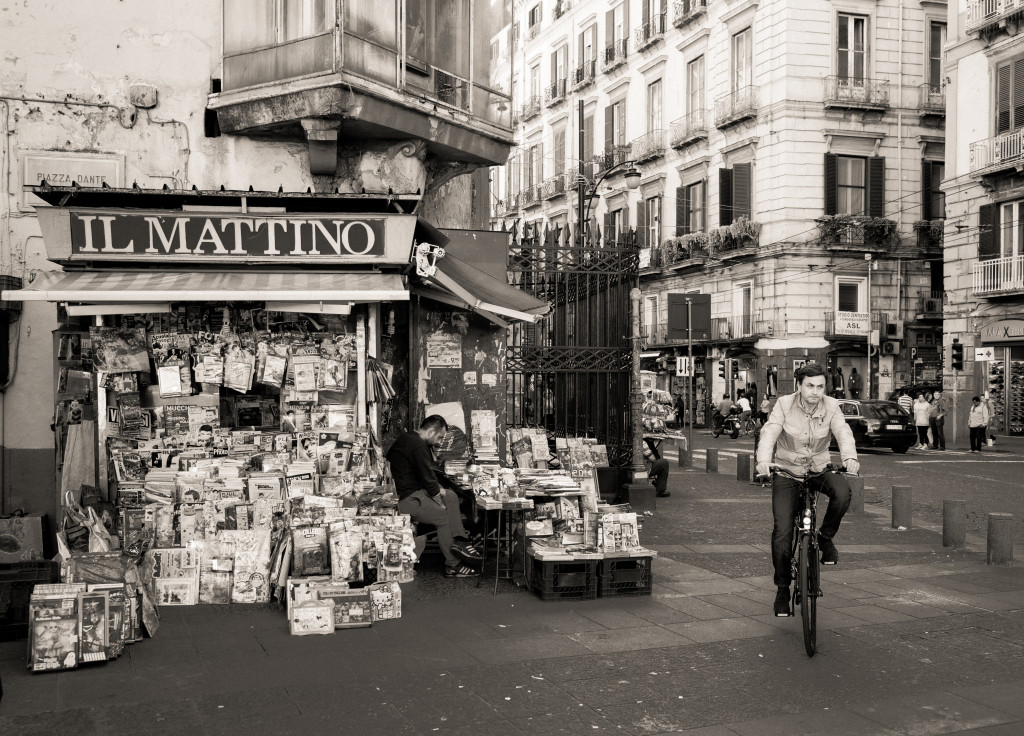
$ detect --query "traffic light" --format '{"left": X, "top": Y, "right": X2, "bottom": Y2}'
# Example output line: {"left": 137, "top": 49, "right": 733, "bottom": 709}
{"left": 951, "top": 339, "right": 964, "bottom": 371}
{"left": 731, "top": 362, "right": 739, "bottom": 380}
{"left": 718, "top": 360, "right": 726, "bottom": 379}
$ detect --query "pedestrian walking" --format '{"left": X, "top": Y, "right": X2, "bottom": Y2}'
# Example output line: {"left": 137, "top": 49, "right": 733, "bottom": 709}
{"left": 847, "top": 367, "right": 862, "bottom": 399}
{"left": 759, "top": 394, "right": 771, "bottom": 425}
{"left": 832, "top": 366, "right": 845, "bottom": 398}
{"left": 968, "top": 395, "right": 990, "bottom": 453}
{"left": 912, "top": 392, "right": 931, "bottom": 449}
{"left": 897, "top": 388, "right": 912, "bottom": 415}
{"left": 929, "top": 389, "right": 949, "bottom": 451}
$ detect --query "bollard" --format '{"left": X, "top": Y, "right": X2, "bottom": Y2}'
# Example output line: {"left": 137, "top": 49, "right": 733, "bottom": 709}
{"left": 987, "top": 512, "right": 1014, "bottom": 565}
{"left": 736, "top": 453, "right": 753, "bottom": 483}
{"left": 847, "top": 475, "right": 865, "bottom": 514}
{"left": 891, "top": 485, "right": 912, "bottom": 529}
{"left": 675, "top": 438, "right": 690, "bottom": 468}
{"left": 943, "top": 500, "right": 967, "bottom": 548}
{"left": 706, "top": 447, "right": 719, "bottom": 474}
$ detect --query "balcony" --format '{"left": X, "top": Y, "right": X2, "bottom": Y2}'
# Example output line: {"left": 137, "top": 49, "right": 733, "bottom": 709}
{"left": 631, "top": 130, "right": 667, "bottom": 163}
{"left": 492, "top": 197, "right": 515, "bottom": 216}
{"left": 970, "top": 128, "right": 1024, "bottom": 176}
{"left": 973, "top": 255, "right": 1024, "bottom": 296}
{"left": 572, "top": 59, "right": 596, "bottom": 90}
{"left": 816, "top": 215, "right": 900, "bottom": 252}
{"left": 554, "top": 0, "right": 571, "bottom": 19}
{"left": 673, "top": 0, "right": 709, "bottom": 28}
{"left": 635, "top": 13, "right": 668, "bottom": 50}
{"left": 602, "top": 39, "right": 628, "bottom": 72}
{"left": 541, "top": 174, "right": 567, "bottom": 201}
{"left": 644, "top": 312, "right": 776, "bottom": 346}
{"left": 823, "top": 76, "right": 890, "bottom": 111}
{"left": 598, "top": 145, "right": 633, "bottom": 174}
{"left": 918, "top": 83, "right": 945, "bottom": 119}
{"left": 714, "top": 86, "right": 758, "bottom": 129}
{"left": 966, "top": 0, "right": 1024, "bottom": 35}
{"left": 669, "top": 110, "right": 708, "bottom": 149}
{"left": 824, "top": 312, "right": 884, "bottom": 340}
{"left": 545, "top": 79, "right": 568, "bottom": 107}
{"left": 527, "top": 22, "right": 542, "bottom": 41}
{"left": 914, "top": 220, "right": 944, "bottom": 253}
{"left": 520, "top": 95, "right": 542, "bottom": 122}
{"left": 519, "top": 186, "right": 541, "bottom": 209}
{"left": 914, "top": 291, "right": 944, "bottom": 319}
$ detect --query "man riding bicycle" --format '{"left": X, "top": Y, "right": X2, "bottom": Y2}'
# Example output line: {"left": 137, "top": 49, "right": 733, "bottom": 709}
{"left": 755, "top": 362, "right": 860, "bottom": 617}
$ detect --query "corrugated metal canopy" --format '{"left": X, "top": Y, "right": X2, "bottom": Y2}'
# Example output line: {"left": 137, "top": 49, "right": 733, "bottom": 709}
{"left": 418, "top": 252, "right": 550, "bottom": 324}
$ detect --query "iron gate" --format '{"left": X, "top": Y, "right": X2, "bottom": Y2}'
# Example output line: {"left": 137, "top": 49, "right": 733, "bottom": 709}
{"left": 506, "top": 222, "right": 638, "bottom": 466}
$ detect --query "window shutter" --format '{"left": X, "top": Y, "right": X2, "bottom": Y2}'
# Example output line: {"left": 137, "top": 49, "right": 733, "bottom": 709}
{"left": 702, "top": 179, "right": 708, "bottom": 232}
{"left": 637, "top": 199, "right": 648, "bottom": 247}
{"left": 733, "top": 162, "right": 752, "bottom": 220}
{"left": 603, "top": 212, "right": 612, "bottom": 244}
{"left": 607, "top": 9, "right": 614, "bottom": 46}
{"left": 978, "top": 204, "right": 999, "bottom": 261}
{"left": 824, "top": 154, "right": 838, "bottom": 215}
{"left": 997, "top": 63, "right": 1011, "bottom": 134}
{"left": 868, "top": 157, "right": 885, "bottom": 218}
{"left": 1014, "top": 58, "right": 1024, "bottom": 130}
{"left": 719, "top": 168, "right": 734, "bottom": 226}
{"left": 616, "top": 102, "right": 626, "bottom": 146}
{"left": 661, "top": 0, "right": 667, "bottom": 19}
{"left": 642, "top": 0, "right": 649, "bottom": 25}
{"left": 921, "top": 160, "right": 932, "bottom": 222}
{"left": 676, "top": 186, "right": 689, "bottom": 236}
{"left": 551, "top": 52, "right": 557, "bottom": 86}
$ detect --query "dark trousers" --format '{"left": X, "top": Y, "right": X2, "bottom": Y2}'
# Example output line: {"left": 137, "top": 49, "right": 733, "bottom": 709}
{"left": 929, "top": 416, "right": 945, "bottom": 450}
{"left": 917, "top": 426, "right": 929, "bottom": 446}
{"left": 970, "top": 425, "right": 986, "bottom": 451}
{"left": 648, "top": 458, "right": 670, "bottom": 493}
{"left": 397, "top": 489, "right": 469, "bottom": 568}
{"left": 771, "top": 472, "right": 852, "bottom": 587}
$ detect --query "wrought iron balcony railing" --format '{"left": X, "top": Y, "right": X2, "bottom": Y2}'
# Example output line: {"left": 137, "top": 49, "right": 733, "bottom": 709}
{"left": 669, "top": 110, "right": 708, "bottom": 148}
{"left": 541, "top": 174, "right": 567, "bottom": 200}
{"left": 823, "top": 76, "right": 890, "bottom": 110}
{"left": 572, "top": 59, "right": 596, "bottom": 89}
{"left": 635, "top": 13, "right": 667, "bottom": 50}
{"left": 545, "top": 79, "right": 568, "bottom": 106}
{"left": 631, "top": 129, "right": 666, "bottom": 162}
{"left": 816, "top": 215, "right": 899, "bottom": 251}
{"left": 914, "top": 220, "right": 944, "bottom": 252}
{"left": 970, "top": 128, "right": 1024, "bottom": 174}
{"left": 644, "top": 313, "right": 777, "bottom": 345}
{"left": 974, "top": 254, "right": 1024, "bottom": 296}
{"left": 714, "top": 85, "right": 758, "bottom": 128}
{"left": 598, "top": 145, "right": 633, "bottom": 174}
{"left": 966, "top": 0, "right": 1024, "bottom": 35}
{"left": 918, "top": 83, "right": 945, "bottom": 116}
{"left": 914, "top": 291, "right": 944, "bottom": 317}
{"left": 602, "top": 39, "right": 628, "bottom": 71}
{"left": 520, "top": 95, "right": 542, "bottom": 122}
{"left": 673, "top": 0, "right": 708, "bottom": 27}
{"left": 527, "top": 22, "right": 542, "bottom": 41}
{"left": 519, "top": 186, "right": 541, "bottom": 208}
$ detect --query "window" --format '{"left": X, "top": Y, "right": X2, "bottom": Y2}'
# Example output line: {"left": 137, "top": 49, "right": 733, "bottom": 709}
{"left": 343, "top": 0, "right": 398, "bottom": 84}
{"left": 731, "top": 28, "right": 752, "bottom": 91}
{"left": 837, "top": 14, "right": 867, "bottom": 84}
{"left": 552, "top": 45, "right": 567, "bottom": 84}
{"left": 579, "top": 26, "right": 596, "bottom": 62}
{"left": 719, "top": 163, "right": 752, "bottom": 226}
{"left": 929, "top": 22, "right": 946, "bottom": 89}
{"left": 605, "top": 99, "right": 627, "bottom": 158}
{"left": 687, "top": 56, "right": 705, "bottom": 113}
{"left": 529, "top": 4, "right": 541, "bottom": 29}
{"left": 995, "top": 58, "right": 1024, "bottom": 134}
{"left": 734, "top": 282, "right": 753, "bottom": 335}
{"left": 638, "top": 195, "right": 662, "bottom": 248}
{"left": 835, "top": 277, "right": 866, "bottom": 313}
{"left": 607, "top": 2, "right": 627, "bottom": 47}
{"left": 676, "top": 180, "right": 706, "bottom": 236}
{"left": 606, "top": 208, "right": 624, "bottom": 240}
{"left": 824, "top": 154, "right": 885, "bottom": 217}
{"left": 553, "top": 126, "right": 566, "bottom": 174}
{"left": 582, "top": 113, "right": 595, "bottom": 174}
{"left": 647, "top": 80, "right": 663, "bottom": 133}
{"left": 643, "top": 295, "right": 659, "bottom": 334}
{"left": 978, "top": 201, "right": 1022, "bottom": 261}
{"left": 1000, "top": 202, "right": 1022, "bottom": 259}
{"left": 922, "top": 160, "right": 945, "bottom": 220}
{"left": 529, "top": 65, "right": 540, "bottom": 99}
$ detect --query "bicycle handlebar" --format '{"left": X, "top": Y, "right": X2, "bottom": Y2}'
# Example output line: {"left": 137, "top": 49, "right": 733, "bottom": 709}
{"left": 756, "top": 464, "right": 848, "bottom": 483}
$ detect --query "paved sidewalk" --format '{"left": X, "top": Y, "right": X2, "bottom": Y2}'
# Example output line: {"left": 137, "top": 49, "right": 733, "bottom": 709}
{"left": 2, "top": 468, "right": 1024, "bottom": 736}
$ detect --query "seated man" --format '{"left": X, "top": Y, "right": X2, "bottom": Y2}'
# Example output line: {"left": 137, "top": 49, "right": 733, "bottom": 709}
{"left": 385, "top": 415, "right": 480, "bottom": 578}
{"left": 642, "top": 437, "right": 670, "bottom": 498}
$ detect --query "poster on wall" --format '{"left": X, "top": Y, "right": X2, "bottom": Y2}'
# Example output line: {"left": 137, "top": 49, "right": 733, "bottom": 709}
{"left": 426, "top": 333, "right": 462, "bottom": 368}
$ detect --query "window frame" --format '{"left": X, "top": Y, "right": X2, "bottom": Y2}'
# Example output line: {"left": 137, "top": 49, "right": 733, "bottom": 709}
{"left": 687, "top": 55, "right": 705, "bottom": 114}
{"left": 836, "top": 13, "right": 868, "bottom": 85}
{"left": 647, "top": 79, "right": 663, "bottom": 133}
{"left": 645, "top": 195, "right": 662, "bottom": 249}
{"left": 928, "top": 21, "right": 946, "bottom": 89}
{"left": 643, "top": 294, "right": 659, "bottom": 334}
{"left": 835, "top": 276, "right": 867, "bottom": 313}
{"left": 686, "top": 180, "right": 706, "bottom": 234}
{"left": 610, "top": 99, "right": 627, "bottom": 146}
{"left": 836, "top": 154, "right": 868, "bottom": 216}
{"left": 731, "top": 27, "right": 752, "bottom": 92}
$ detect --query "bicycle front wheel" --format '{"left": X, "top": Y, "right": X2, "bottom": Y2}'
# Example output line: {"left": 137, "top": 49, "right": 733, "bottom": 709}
{"left": 798, "top": 534, "right": 817, "bottom": 657}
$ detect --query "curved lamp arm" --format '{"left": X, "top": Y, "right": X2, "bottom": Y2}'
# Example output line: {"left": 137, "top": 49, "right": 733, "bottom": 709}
{"left": 578, "top": 160, "right": 642, "bottom": 241}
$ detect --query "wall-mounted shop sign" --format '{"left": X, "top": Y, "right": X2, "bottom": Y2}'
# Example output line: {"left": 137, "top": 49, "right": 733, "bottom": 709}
{"left": 833, "top": 311, "right": 870, "bottom": 336}
{"left": 980, "top": 319, "right": 1024, "bottom": 344}
{"left": 36, "top": 208, "right": 417, "bottom": 264}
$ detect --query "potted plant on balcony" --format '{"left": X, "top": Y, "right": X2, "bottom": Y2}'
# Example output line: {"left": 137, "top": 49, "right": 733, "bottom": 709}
{"left": 660, "top": 233, "right": 708, "bottom": 264}
{"left": 729, "top": 216, "right": 762, "bottom": 247}
{"left": 912, "top": 219, "right": 944, "bottom": 249}
{"left": 815, "top": 214, "right": 900, "bottom": 248}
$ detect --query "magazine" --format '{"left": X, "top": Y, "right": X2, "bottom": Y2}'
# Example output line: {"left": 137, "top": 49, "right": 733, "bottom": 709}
{"left": 29, "top": 587, "right": 83, "bottom": 671}
{"left": 89, "top": 326, "right": 149, "bottom": 373}
{"left": 78, "top": 591, "right": 109, "bottom": 663}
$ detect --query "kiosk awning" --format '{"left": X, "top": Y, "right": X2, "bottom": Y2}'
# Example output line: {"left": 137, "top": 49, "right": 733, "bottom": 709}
{"left": 416, "top": 253, "right": 550, "bottom": 326}
{"left": 0, "top": 270, "right": 408, "bottom": 304}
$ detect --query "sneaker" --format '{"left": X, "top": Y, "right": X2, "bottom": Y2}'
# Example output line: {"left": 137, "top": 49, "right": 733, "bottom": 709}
{"left": 819, "top": 536, "right": 838, "bottom": 565}
{"left": 656, "top": 491, "right": 671, "bottom": 498}
{"left": 773, "top": 586, "right": 791, "bottom": 617}
{"left": 444, "top": 564, "right": 479, "bottom": 578}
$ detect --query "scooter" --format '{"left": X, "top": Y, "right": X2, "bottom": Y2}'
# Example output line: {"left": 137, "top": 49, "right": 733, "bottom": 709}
{"left": 712, "top": 406, "right": 742, "bottom": 439}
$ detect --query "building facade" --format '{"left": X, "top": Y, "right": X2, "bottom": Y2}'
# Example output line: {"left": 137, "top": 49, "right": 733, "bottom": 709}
{"left": 493, "top": 0, "right": 946, "bottom": 425}
{"left": 945, "top": 1, "right": 1024, "bottom": 442}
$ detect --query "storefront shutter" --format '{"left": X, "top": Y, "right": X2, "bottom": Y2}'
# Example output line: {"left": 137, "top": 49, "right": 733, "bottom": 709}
{"left": 824, "top": 153, "right": 838, "bottom": 215}
{"left": 978, "top": 204, "right": 999, "bottom": 261}
{"left": 997, "top": 63, "right": 1011, "bottom": 134}
{"left": 733, "top": 162, "right": 751, "bottom": 220}
{"left": 921, "top": 160, "right": 932, "bottom": 222}
{"left": 868, "top": 157, "right": 885, "bottom": 218}
{"left": 719, "top": 168, "right": 733, "bottom": 226}
{"left": 676, "top": 186, "right": 688, "bottom": 236}
{"left": 637, "top": 199, "right": 647, "bottom": 247}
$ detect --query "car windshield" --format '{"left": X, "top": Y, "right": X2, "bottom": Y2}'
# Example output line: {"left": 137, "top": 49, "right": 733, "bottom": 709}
{"left": 863, "top": 403, "right": 908, "bottom": 420}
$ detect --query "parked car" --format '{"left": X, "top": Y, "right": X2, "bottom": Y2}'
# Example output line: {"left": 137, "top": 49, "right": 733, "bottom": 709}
{"left": 885, "top": 383, "right": 942, "bottom": 402}
{"left": 829, "top": 399, "right": 917, "bottom": 453}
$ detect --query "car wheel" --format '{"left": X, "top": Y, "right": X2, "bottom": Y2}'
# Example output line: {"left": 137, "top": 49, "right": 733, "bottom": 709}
{"left": 892, "top": 445, "right": 911, "bottom": 454}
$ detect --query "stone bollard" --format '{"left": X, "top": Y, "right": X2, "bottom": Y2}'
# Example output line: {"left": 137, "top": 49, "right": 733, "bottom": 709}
{"left": 706, "top": 448, "right": 719, "bottom": 474}
{"left": 891, "top": 485, "right": 912, "bottom": 529}
{"left": 736, "top": 453, "right": 753, "bottom": 483}
{"left": 847, "top": 475, "right": 865, "bottom": 514}
{"left": 987, "top": 512, "right": 1014, "bottom": 565}
{"left": 943, "top": 500, "right": 967, "bottom": 548}
{"left": 675, "top": 438, "right": 690, "bottom": 468}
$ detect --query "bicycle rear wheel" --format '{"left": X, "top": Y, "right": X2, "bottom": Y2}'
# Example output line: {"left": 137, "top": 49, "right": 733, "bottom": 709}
{"left": 798, "top": 534, "right": 817, "bottom": 657}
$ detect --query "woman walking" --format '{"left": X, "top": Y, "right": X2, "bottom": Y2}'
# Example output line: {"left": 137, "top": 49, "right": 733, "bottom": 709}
{"left": 912, "top": 393, "right": 932, "bottom": 450}
{"left": 968, "top": 395, "right": 990, "bottom": 453}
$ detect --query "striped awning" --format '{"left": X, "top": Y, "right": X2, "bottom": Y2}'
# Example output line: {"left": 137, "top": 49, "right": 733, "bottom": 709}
{"left": 0, "top": 269, "right": 408, "bottom": 303}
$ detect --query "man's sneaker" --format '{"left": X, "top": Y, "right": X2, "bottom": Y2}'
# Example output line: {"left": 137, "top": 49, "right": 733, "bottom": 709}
{"left": 819, "top": 536, "right": 838, "bottom": 565}
{"left": 774, "top": 586, "right": 791, "bottom": 616}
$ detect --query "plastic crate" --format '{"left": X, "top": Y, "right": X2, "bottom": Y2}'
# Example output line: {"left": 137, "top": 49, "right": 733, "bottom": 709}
{"left": 528, "top": 556, "right": 598, "bottom": 601}
{"left": 598, "top": 556, "right": 653, "bottom": 598}
{"left": 0, "top": 561, "right": 60, "bottom": 641}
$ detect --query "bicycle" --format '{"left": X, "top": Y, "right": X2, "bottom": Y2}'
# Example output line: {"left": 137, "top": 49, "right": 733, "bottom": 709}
{"left": 762, "top": 463, "right": 848, "bottom": 657}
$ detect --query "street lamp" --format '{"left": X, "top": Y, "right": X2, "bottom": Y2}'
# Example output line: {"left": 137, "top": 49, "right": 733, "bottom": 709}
{"left": 576, "top": 161, "right": 642, "bottom": 247}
